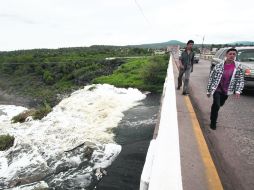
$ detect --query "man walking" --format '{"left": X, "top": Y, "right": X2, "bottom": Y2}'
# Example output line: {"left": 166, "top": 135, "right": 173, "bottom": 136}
{"left": 207, "top": 48, "right": 244, "bottom": 130}
{"left": 177, "top": 40, "right": 195, "bottom": 95}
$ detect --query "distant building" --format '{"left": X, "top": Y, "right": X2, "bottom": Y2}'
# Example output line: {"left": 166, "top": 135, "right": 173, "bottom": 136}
{"left": 167, "top": 45, "right": 180, "bottom": 58}
{"left": 211, "top": 48, "right": 218, "bottom": 54}
{"left": 167, "top": 45, "right": 180, "bottom": 54}
{"left": 202, "top": 48, "right": 211, "bottom": 55}
{"left": 154, "top": 50, "right": 166, "bottom": 55}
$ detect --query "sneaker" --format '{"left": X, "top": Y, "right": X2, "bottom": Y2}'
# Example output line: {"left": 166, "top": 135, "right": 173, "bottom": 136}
{"left": 182, "top": 92, "right": 187, "bottom": 95}
{"left": 210, "top": 122, "right": 217, "bottom": 130}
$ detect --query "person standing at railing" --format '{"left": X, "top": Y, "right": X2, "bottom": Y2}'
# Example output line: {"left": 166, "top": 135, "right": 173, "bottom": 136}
{"left": 206, "top": 48, "right": 244, "bottom": 130}
{"left": 176, "top": 40, "right": 195, "bottom": 95}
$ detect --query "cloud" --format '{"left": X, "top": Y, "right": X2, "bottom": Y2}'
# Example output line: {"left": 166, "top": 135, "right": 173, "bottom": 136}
{"left": 0, "top": 0, "right": 253, "bottom": 50}
{"left": 0, "top": 13, "right": 37, "bottom": 25}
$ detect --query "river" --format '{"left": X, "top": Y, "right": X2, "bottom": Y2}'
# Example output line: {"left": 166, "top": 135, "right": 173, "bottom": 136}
{"left": 0, "top": 84, "right": 160, "bottom": 190}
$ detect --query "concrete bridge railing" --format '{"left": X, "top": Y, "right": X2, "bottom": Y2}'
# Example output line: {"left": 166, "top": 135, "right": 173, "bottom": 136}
{"left": 140, "top": 54, "right": 183, "bottom": 190}
{"left": 200, "top": 54, "right": 214, "bottom": 60}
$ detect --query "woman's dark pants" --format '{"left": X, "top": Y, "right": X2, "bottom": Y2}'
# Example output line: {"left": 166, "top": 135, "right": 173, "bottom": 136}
{"left": 210, "top": 91, "right": 228, "bottom": 124}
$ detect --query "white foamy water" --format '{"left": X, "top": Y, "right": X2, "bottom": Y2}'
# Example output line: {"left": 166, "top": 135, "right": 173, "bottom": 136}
{"left": 0, "top": 84, "right": 146, "bottom": 189}
{"left": 0, "top": 105, "right": 27, "bottom": 123}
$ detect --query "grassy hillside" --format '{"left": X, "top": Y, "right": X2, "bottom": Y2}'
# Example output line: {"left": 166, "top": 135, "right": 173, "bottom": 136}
{"left": 0, "top": 46, "right": 170, "bottom": 107}
{"left": 0, "top": 46, "right": 152, "bottom": 107}
{"left": 93, "top": 55, "right": 169, "bottom": 93}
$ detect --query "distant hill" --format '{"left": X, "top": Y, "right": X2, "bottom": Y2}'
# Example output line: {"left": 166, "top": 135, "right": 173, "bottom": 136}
{"left": 129, "top": 40, "right": 185, "bottom": 49}
{"left": 229, "top": 41, "right": 254, "bottom": 46}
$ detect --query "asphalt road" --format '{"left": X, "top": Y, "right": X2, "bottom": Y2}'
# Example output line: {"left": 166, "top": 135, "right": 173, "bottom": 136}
{"left": 188, "top": 59, "right": 254, "bottom": 190}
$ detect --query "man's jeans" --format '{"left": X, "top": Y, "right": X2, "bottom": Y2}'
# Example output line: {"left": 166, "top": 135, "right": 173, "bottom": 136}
{"left": 178, "top": 66, "right": 192, "bottom": 93}
{"left": 210, "top": 91, "right": 228, "bottom": 124}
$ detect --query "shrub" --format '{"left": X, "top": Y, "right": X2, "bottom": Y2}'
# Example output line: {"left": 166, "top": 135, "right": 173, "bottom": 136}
{"left": 43, "top": 70, "right": 54, "bottom": 85}
{"left": 0, "top": 134, "right": 15, "bottom": 151}
{"left": 12, "top": 102, "right": 52, "bottom": 122}
{"left": 12, "top": 109, "right": 36, "bottom": 123}
{"left": 33, "top": 102, "right": 52, "bottom": 120}
{"left": 141, "top": 56, "right": 168, "bottom": 85}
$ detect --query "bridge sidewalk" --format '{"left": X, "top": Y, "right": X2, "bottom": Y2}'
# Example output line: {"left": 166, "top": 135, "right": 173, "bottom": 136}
{"left": 172, "top": 61, "right": 223, "bottom": 190}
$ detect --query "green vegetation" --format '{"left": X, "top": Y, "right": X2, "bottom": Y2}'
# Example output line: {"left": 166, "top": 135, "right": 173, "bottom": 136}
{"left": 11, "top": 109, "right": 36, "bottom": 123}
{"left": 0, "top": 46, "right": 169, "bottom": 112}
{"left": 33, "top": 101, "right": 52, "bottom": 120}
{"left": 93, "top": 55, "right": 169, "bottom": 93}
{"left": 12, "top": 102, "right": 52, "bottom": 123}
{"left": 0, "top": 46, "right": 151, "bottom": 107}
{"left": 0, "top": 134, "right": 15, "bottom": 151}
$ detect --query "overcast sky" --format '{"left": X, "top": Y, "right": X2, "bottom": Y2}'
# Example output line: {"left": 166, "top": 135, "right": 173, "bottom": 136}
{"left": 0, "top": 0, "right": 254, "bottom": 51}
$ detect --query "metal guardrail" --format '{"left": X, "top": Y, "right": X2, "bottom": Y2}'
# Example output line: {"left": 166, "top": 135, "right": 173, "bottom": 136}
{"left": 140, "top": 54, "right": 183, "bottom": 190}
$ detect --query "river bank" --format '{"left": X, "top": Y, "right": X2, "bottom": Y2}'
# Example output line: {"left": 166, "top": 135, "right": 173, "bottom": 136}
{"left": 0, "top": 89, "right": 35, "bottom": 108}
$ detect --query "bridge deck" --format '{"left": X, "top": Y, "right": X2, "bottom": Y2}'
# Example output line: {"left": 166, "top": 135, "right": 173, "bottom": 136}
{"left": 140, "top": 54, "right": 223, "bottom": 190}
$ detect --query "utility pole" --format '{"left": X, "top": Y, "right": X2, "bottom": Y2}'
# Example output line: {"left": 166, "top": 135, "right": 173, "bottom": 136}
{"left": 201, "top": 35, "right": 205, "bottom": 54}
